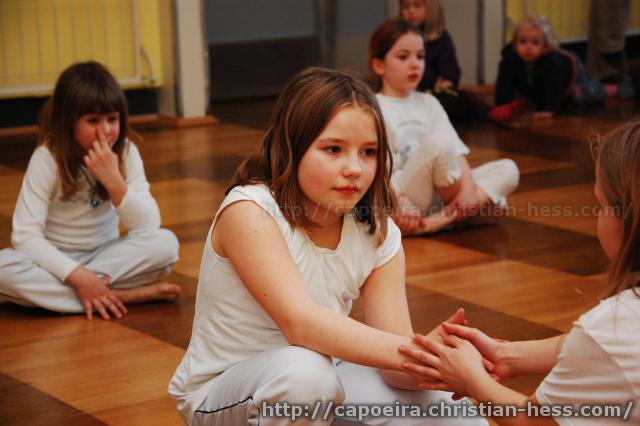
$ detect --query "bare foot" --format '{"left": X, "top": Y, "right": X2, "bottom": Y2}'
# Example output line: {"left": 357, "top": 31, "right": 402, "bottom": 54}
{"left": 403, "top": 210, "right": 457, "bottom": 236}
{"left": 112, "top": 282, "right": 181, "bottom": 304}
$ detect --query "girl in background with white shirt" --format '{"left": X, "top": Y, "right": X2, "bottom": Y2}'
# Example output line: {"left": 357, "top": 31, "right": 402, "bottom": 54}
{"left": 370, "top": 19, "right": 519, "bottom": 235}
{"left": 0, "top": 61, "right": 180, "bottom": 320}
{"left": 400, "top": 121, "right": 640, "bottom": 425}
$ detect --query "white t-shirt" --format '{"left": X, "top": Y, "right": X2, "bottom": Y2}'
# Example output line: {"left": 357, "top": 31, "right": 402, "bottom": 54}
{"left": 536, "top": 289, "right": 640, "bottom": 425}
{"left": 168, "top": 184, "right": 402, "bottom": 423}
{"left": 11, "top": 142, "right": 161, "bottom": 281}
{"left": 375, "top": 91, "right": 469, "bottom": 173}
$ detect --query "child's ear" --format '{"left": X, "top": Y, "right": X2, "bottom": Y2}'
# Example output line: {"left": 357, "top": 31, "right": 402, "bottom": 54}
{"left": 371, "top": 58, "right": 385, "bottom": 76}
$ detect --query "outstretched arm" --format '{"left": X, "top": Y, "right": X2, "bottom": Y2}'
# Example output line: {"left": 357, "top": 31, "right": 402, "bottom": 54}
{"left": 215, "top": 200, "right": 466, "bottom": 379}
{"left": 360, "top": 252, "right": 467, "bottom": 389}
{"left": 216, "top": 200, "right": 418, "bottom": 370}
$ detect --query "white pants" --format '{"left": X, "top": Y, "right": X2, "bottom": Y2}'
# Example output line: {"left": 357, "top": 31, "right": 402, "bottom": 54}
{"left": 392, "top": 135, "right": 519, "bottom": 214}
{"left": 0, "top": 228, "right": 179, "bottom": 313}
{"left": 191, "top": 346, "right": 487, "bottom": 426}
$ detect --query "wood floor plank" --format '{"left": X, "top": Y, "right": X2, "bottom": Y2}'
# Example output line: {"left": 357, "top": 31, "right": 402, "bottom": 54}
{"left": 408, "top": 260, "right": 605, "bottom": 331}
{"left": 0, "top": 372, "right": 106, "bottom": 426}
{"left": 0, "top": 214, "right": 11, "bottom": 248}
{"left": 152, "top": 178, "right": 226, "bottom": 227}
{"left": 467, "top": 146, "right": 574, "bottom": 175}
{"left": 509, "top": 183, "right": 598, "bottom": 236}
{"left": 403, "top": 238, "right": 497, "bottom": 276}
{"left": 172, "top": 240, "right": 208, "bottom": 280}
{"left": 0, "top": 166, "right": 23, "bottom": 215}
{"left": 516, "top": 165, "right": 594, "bottom": 193}
{"left": 0, "top": 315, "right": 185, "bottom": 424}
{"left": 433, "top": 217, "right": 609, "bottom": 276}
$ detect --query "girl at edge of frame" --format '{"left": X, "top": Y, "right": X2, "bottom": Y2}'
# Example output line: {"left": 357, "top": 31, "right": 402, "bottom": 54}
{"left": 168, "top": 67, "right": 489, "bottom": 426}
{"left": 0, "top": 61, "right": 180, "bottom": 321}
{"left": 370, "top": 19, "right": 520, "bottom": 235}
{"left": 400, "top": 121, "right": 640, "bottom": 425}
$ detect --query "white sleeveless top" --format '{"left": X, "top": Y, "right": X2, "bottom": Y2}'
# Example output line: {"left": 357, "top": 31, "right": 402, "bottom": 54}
{"left": 536, "top": 289, "right": 640, "bottom": 425}
{"left": 168, "top": 184, "right": 401, "bottom": 422}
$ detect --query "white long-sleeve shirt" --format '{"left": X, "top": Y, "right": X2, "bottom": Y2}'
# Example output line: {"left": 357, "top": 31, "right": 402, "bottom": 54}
{"left": 11, "top": 141, "right": 161, "bottom": 281}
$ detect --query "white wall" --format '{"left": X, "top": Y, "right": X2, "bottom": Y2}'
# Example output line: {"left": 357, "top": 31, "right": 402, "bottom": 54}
{"left": 441, "top": 0, "right": 504, "bottom": 84}
{"left": 175, "top": 0, "right": 208, "bottom": 118}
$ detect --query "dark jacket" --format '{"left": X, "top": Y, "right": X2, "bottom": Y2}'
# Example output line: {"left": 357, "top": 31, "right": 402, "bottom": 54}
{"left": 495, "top": 43, "right": 574, "bottom": 112}
{"left": 418, "top": 30, "right": 461, "bottom": 91}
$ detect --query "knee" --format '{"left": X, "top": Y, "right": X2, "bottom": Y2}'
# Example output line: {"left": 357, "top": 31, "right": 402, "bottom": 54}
{"left": 498, "top": 159, "right": 520, "bottom": 193}
{"left": 422, "top": 131, "right": 458, "bottom": 160}
{"left": 131, "top": 228, "right": 180, "bottom": 266}
{"left": 270, "top": 348, "right": 344, "bottom": 405}
{"left": 0, "top": 249, "right": 29, "bottom": 287}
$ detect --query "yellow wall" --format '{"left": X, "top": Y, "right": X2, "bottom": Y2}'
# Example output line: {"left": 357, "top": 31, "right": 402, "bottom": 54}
{"left": 506, "top": 0, "right": 640, "bottom": 42}
{"left": 0, "top": 0, "right": 167, "bottom": 98}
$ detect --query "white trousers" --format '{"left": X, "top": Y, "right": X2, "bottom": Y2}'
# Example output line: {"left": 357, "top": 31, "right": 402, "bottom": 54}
{"left": 191, "top": 346, "right": 487, "bottom": 426}
{"left": 0, "top": 228, "right": 179, "bottom": 313}
{"left": 392, "top": 135, "right": 519, "bottom": 214}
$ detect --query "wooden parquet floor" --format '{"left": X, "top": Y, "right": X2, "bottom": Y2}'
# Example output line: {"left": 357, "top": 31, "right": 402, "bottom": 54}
{"left": 1, "top": 98, "right": 639, "bottom": 425}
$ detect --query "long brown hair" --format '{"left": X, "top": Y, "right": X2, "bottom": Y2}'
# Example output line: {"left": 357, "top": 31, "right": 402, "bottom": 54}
{"left": 38, "top": 61, "right": 131, "bottom": 200}
{"left": 369, "top": 19, "right": 424, "bottom": 91}
{"left": 229, "top": 67, "right": 396, "bottom": 245}
{"left": 594, "top": 121, "right": 640, "bottom": 298}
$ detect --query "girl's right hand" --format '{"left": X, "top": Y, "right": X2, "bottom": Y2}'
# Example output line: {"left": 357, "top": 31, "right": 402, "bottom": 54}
{"left": 438, "top": 323, "right": 513, "bottom": 381}
{"left": 392, "top": 194, "right": 424, "bottom": 234}
{"left": 65, "top": 266, "right": 127, "bottom": 320}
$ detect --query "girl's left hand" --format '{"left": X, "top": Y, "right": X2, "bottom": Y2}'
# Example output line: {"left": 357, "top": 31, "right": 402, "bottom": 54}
{"left": 84, "top": 128, "right": 124, "bottom": 189}
{"left": 400, "top": 333, "right": 487, "bottom": 396}
{"left": 435, "top": 78, "right": 454, "bottom": 90}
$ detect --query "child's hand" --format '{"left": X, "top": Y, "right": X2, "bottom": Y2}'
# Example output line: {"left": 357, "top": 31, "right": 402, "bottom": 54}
{"left": 83, "top": 128, "right": 125, "bottom": 190}
{"left": 401, "top": 332, "right": 487, "bottom": 396}
{"left": 532, "top": 111, "right": 554, "bottom": 122}
{"left": 437, "top": 323, "right": 513, "bottom": 381}
{"left": 425, "top": 307, "right": 468, "bottom": 341}
{"left": 435, "top": 78, "right": 454, "bottom": 90}
{"left": 65, "top": 265, "right": 127, "bottom": 320}
{"left": 392, "top": 194, "right": 424, "bottom": 234}
{"left": 488, "top": 99, "right": 527, "bottom": 122}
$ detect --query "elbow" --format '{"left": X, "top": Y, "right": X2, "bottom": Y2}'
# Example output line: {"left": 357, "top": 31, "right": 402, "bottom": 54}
{"left": 281, "top": 315, "right": 309, "bottom": 347}
{"left": 279, "top": 303, "right": 319, "bottom": 347}
{"left": 11, "top": 231, "right": 31, "bottom": 251}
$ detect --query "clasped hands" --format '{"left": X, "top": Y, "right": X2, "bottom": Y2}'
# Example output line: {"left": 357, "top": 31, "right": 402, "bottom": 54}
{"left": 399, "top": 308, "right": 512, "bottom": 398}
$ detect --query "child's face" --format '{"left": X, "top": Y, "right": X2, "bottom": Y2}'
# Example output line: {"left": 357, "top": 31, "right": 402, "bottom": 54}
{"left": 515, "top": 27, "right": 546, "bottom": 63}
{"left": 595, "top": 170, "right": 622, "bottom": 261}
{"left": 74, "top": 111, "right": 120, "bottom": 151}
{"left": 400, "top": 0, "right": 427, "bottom": 27}
{"left": 297, "top": 106, "right": 378, "bottom": 223}
{"left": 372, "top": 32, "right": 425, "bottom": 97}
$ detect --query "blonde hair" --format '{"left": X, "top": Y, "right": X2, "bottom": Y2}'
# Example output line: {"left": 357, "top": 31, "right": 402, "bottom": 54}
{"left": 512, "top": 15, "right": 558, "bottom": 50}
{"left": 398, "top": 0, "right": 445, "bottom": 41}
